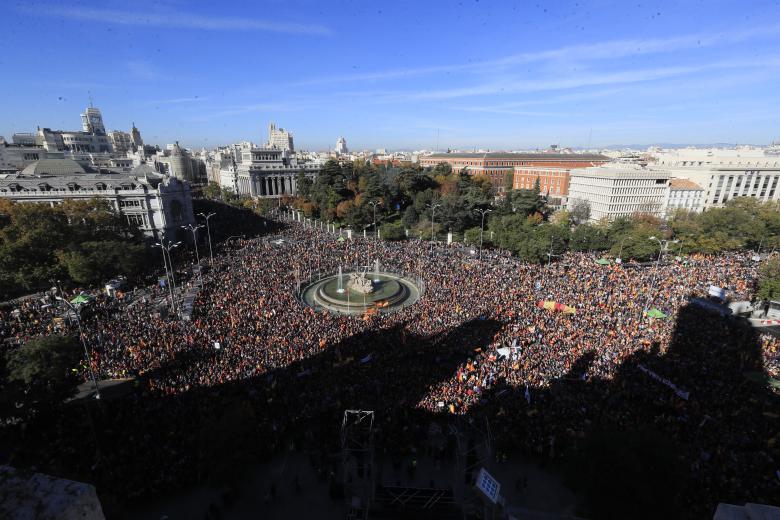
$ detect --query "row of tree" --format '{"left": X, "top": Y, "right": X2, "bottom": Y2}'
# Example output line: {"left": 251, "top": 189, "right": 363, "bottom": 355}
{"left": 289, "top": 160, "right": 780, "bottom": 262}
{"left": 0, "top": 199, "right": 148, "bottom": 300}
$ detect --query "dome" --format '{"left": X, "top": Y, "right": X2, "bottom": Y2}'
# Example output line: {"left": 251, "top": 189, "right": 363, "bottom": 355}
{"left": 20, "top": 159, "right": 87, "bottom": 177}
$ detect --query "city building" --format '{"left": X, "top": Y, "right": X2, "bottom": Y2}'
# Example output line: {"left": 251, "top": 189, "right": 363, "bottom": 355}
{"left": 267, "top": 122, "right": 294, "bottom": 152}
{"left": 80, "top": 106, "right": 107, "bottom": 135}
{"left": 155, "top": 142, "right": 194, "bottom": 182}
{"left": 665, "top": 178, "right": 704, "bottom": 215}
{"left": 648, "top": 147, "right": 780, "bottom": 210}
{"left": 335, "top": 136, "right": 348, "bottom": 155}
{"left": 0, "top": 159, "right": 195, "bottom": 240}
{"left": 512, "top": 166, "right": 571, "bottom": 198}
{"left": 232, "top": 144, "right": 319, "bottom": 197}
{"left": 108, "top": 130, "right": 133, "bottom": 155}
{"left": 566, "top": 163, "right": 671, "bottom": 221}
{"left": 130, "top": 123, "right": 144, "bottom": 151}
{"left": 420, "top": 152, "right": 610, "bottom": 186}
{"left": 0, "top": 136, "right": 63, "bottom": 172}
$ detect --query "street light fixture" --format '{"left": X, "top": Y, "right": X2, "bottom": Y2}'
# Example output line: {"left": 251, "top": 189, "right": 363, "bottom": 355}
{"left": 474, "top": 208, "right": 492, "bottom": 260}
{"left": 50, "top": 289, "right": 101, "bottom": 400}
{"left": 427, "top": 202, "right": 442, "bottom": 254}
{"left": 197, "top": 212, "right": 216, "bottom": 264}
{"left": 182, "top": 224, "right": 205, "bottom": 288}
{"left": 153, "top": 240, "right": 181, "bottom": 313}
{"left": 368, "top": 200, "right": 381, "bottom": 240}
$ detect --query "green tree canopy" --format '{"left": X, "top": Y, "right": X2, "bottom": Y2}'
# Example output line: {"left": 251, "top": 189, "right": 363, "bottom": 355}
{"left": 4, "top": 335, "right": 83, "bottom": 409}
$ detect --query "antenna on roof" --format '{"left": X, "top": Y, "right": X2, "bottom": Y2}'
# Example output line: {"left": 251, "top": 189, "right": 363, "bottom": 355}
{"left": 88, "top": 91, "right": 93, "bottom": 108}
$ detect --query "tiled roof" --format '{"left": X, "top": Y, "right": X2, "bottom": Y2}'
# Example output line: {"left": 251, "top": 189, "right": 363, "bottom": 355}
{"left": 669, "top": 178, "right": 703, "bottom": 190}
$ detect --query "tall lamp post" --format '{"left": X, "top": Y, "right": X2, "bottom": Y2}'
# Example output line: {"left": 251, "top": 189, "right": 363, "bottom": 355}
{"left": 427, "top": 202, "right": 442, "bottom": 254}
{"left": 50, "top": 290, "right": 101, "bottom": 400}
{"left": 474, "top": 208, "right": 492, "bottom": 260}
{"left": 153, "top": 240, "right": 181, "bottom": 313}
{"left": 642, "top": 236, "right": 678, "bottom": 318}
{"left": 198, "top": 212, "right": 216, "bottom": 264}
{"left": 368, "top": 200, "right": 381, "bottom": 240}
{"left": 182, "top": 224, "right": 205, "bottom": 288}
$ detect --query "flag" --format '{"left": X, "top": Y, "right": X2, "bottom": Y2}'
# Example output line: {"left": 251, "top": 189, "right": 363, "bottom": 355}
{"left": 524, "top": 384, "right": 531, "bottom": 405}
{"left": 360, "top": 353, "right": 372, "bottom": 364}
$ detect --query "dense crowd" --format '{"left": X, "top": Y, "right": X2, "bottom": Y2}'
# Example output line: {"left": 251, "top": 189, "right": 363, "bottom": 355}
{"left": 2, "top": 215, "right": 779, "bottom": 517}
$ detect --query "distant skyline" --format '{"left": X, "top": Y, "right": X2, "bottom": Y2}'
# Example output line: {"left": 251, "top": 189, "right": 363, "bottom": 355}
{"left": 1, "top": 0, "right": 779, "bottom": 150}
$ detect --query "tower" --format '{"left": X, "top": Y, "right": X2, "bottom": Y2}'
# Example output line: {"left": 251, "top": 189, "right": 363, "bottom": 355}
{"left": 81, "top": 106, "right": 106, "bottom": 135}
{"left": 130, "top": 122, "right": 144, "bottom": 151}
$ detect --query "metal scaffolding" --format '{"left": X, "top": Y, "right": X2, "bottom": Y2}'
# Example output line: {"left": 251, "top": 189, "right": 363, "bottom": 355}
{"left": 453, "top": 417, "right": 494, "bottom": 520}
{"left": 341, "top": 410, "right": 375, "bottom": 520}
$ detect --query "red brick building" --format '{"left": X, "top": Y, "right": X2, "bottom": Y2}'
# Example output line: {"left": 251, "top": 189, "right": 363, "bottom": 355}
{"left": 513, "top": 166, "right": 571, "bottom": 198}
{"left": 419, "top": 152, "right": 610, "bottom": 194}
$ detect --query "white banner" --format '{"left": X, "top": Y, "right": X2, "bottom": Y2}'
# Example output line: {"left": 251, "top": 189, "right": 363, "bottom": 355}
{"left": 638, "top": 364, "right": 689, "bottom": 400}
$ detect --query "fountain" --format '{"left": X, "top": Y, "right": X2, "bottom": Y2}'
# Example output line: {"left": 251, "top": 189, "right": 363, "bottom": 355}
{"left": 299, "top": 266, "right": 423, "bottom": 315}
{"left": 336, "top": 266, "right": 344, "bottom": 293}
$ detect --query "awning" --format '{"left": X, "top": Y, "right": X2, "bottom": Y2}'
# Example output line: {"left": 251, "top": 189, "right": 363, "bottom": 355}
{"left": 645, "top": 308, "right": 668, "bottom": 319}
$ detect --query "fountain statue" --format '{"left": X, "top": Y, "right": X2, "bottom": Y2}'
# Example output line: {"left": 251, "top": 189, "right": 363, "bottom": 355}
{"left": 347, "top": 269, "right": 374, "bottom": 294}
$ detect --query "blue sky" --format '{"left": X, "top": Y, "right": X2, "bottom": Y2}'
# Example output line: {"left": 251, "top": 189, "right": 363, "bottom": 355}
{"left": 1, "top": 0, "right": 779, "bottom": 151}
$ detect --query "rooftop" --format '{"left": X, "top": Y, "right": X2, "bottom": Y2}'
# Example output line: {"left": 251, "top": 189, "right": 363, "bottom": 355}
{"left": 20, "top": 159, "right": 88, "bottom": 177}
{"left": 669, "top": 178, "right": 703, "bottom": 190}
{"left": 424, "top": 152, "right": 610, "bottom": 161}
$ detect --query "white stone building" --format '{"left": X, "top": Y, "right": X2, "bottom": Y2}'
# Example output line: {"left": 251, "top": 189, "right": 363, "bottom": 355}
{"left": 0, "top": 159, "right": 195, "bottom": 240}
{"left": 650, "top": 146, "right": 780, "bottom": 209}
{"left": 267, "top": 122, "right": 294, "bottom": 152}
{"left": 335, "top": 136, "right": 348, "bottom": 155}
{"left": 665, "top": 178, "right": 704, "bottom": 215}
{"left": 567, "top": 163, "right": 671, "bottom": 221}
{"left": 233, "top": 145, "right": 318, "bottom": 197}
{"left": 108, "top": 130, "right": 133, "bottom": 155}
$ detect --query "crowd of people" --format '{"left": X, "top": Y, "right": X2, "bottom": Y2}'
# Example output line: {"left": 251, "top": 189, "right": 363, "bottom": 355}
{"left": 2, "top": 213, "right": 779, "bottom": 517}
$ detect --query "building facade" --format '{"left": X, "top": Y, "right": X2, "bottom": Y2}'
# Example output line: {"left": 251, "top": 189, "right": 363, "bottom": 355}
{"left": 566, "top": 164, "right": 671, "bottom": 221}
{"left": 420, "top": 152, "right": 610, "bottom": 186}
{"left": 665, "top": 179, "right": 704, "bottom": 215}
{"left": 233, "top": 146, "right": 318, "bottom": 197}
{"left": 267, "top": 122, "right": 294, "bottom": 152}
{"left": 0, "top": 159, "right": 195, "bottom": 240}
{"left": 335, "top": 136, "right": 348, "bottom": 155}
{"left": 512, "top": 166, "right": 571, "bottom": 198}
{"left": 108, "top": 131, "right": 133, "bottom": 155}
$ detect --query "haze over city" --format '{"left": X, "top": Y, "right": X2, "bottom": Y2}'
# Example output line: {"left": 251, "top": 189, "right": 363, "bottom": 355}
{"left": 1, "top": 0, "right": 780, "bottom": 150}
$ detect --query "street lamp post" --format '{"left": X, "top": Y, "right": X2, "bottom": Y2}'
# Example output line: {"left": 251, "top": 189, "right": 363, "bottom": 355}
{"left": 427, "top": 202, "right": 442, "bottom": 254}
{"left": 474, "top": 208, "right": 492, "bottom": 260}
{"left": 198, "top": 212, "right": 216, "bottom": 264}
{"left": 368, "top": 200, "right": 381, "bottom": 240}
{"left": 153, "top": 240, "right": 181, "bottom": 313}
{"left": 547, "top": 235, "right": 557, "bottom": 266}
{"left": 182, "top": 224, "right": 205, "bottom": 288}
{"left": 52, "top": 291, "right": 101, "bottom": 400}
{"left": 642, "top": 236, "right": 679, "bottom": 318}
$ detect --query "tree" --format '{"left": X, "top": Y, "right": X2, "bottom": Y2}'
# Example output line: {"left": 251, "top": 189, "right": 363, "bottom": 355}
{"left": 569, "top": 198, "right": 591, "bottom": 225}
{"left": 402, "top": 206, "right": 419, "bottom": 229}
{"left": 58, "top": 241, "right": 147, "bottom": 285}
{"left": 4, "top": 335, "right": 83, "bottom": 408}
{"left": 203, "top": 181, "right": 222, "bottom": 200}
{"left": 502, "top": 171, "right": 514, "bottom": 193}
{"left": 379, "top": 222, "right": 405, "bottom": 240}
{"left": 295, "top": 170, "right": 312, "bottom": 199}
{"left": 463, "top": 227, "right": 483, "bottom": 246}
{"left": 757, "top": 257, "right": 780, "bottom": 301}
